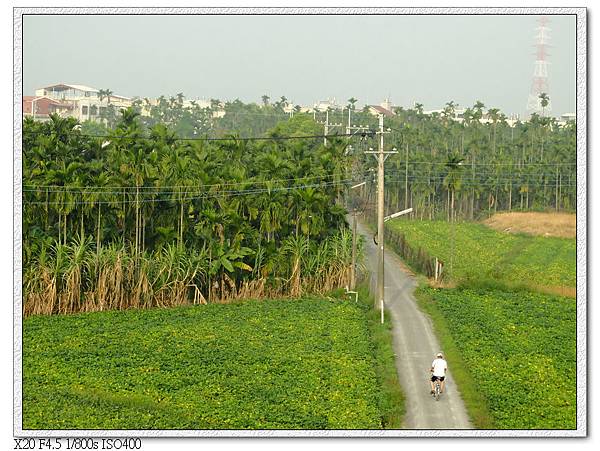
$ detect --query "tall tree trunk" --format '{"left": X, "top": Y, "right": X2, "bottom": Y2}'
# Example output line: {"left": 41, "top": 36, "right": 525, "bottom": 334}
{"left": 558, "top": 172, "right": 562, "bottom": 211}
{"left": 555, "top": 165, "right": 559, "bottom": 211}
{"left": 179, "top": 192, "right": 184, "bottom": 246}
{"left": 520, "top": 192, "right": 523, "bottom": 210}
{"left": 80, "top": 208, "right": 84, "bottom": 239}
{"left": 135, "top": 185, "right": 140, "bottom": 256}
{"left": 45, "top": 188, "right": 49, "bottom": 232}
{"left": 142, "top": 209, "right": 145, "bottom": 253}
{"left": 122, "top": 190, "right": 127, "bottom": 245}
{"left": 494, "top": 183, "right": 498, "bottom": 213}
{"left": 96, "top": 204, "right": 102, "bottom": 256}
{"left": 471, "top": 160, "right": 475, "bottom": 220}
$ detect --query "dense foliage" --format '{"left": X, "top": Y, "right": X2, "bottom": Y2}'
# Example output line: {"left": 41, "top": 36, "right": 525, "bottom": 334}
{"left": 386, "top": 220, "right": 575, "bottom": 289}
{"left": 88, "top": 93, "right": 577, "bottom": 222}
{"left": 342, "top": 102, "right": 577, "bottom": 220}
{"left": 417, "top": 286, "right": 576, "bottom": 429}
{"left": 23, "top": 297, "right": 384, "bottom": 429}
{"left": 87, "top": 93, "right": 291, "bottom": 139}
{"left": 23, "top": 111, "right": 356, "bottom": 314}
{"left": 89, "top": 94, "right": 577, "bottom": 221}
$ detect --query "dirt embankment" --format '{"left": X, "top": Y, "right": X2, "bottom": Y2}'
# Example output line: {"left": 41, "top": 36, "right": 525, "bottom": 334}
{"left": 483, "top": 212, "right": 576, "bottom": 239}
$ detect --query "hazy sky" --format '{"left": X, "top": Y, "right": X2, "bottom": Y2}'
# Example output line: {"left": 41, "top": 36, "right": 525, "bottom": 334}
{"left": 22, "top": 14, "right": 576, "bottom": 116}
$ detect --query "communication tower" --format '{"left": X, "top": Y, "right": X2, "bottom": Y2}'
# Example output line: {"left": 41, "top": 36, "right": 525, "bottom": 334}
{"left": 526, "top": 16, "right": 552, "bottom": 116}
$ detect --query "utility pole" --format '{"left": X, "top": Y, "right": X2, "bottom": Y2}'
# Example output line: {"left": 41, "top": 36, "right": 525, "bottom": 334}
{"left": 349, "top": 181, "right": 366, "bottom": 291}
{"left": 351, "top": 209, "right": 357, "bottom": 289}
{"left": 324, "top": 110, "right": 329, "bottom": 146}
{"left": 320, "top": 109, "right": 343, "bottom": 147}
{"left": 404, "top": 143, "right": 409, "bottom": 210}
{"left": 366, "top": 114, "right": 396, "bottom": 323}
{"left": 346, "top": 107, "right": 352, "bottom": 135}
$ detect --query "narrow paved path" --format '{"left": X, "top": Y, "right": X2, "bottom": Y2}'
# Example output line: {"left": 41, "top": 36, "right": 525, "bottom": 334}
{"left": 358, "top": 220, "right": 473, "bottom": 429}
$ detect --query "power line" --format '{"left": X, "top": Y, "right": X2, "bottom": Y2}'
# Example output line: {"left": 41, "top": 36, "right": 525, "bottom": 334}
{"left": 363, "top": 171, "right": 575, "bottom": 180}
{"left": 24, "top": 179, "right": 353, "bottom": 206}
{"left": 367, "top": 161, "right": 576, "bottom": 166}
{"left": 22, "top": 129, "right": 360, "bottom": 143}
{"left": 382, "top": 179, "right": 576, "bottom": 188}
{"left": 22, "top": 172, "right": 354, "bottom": 193}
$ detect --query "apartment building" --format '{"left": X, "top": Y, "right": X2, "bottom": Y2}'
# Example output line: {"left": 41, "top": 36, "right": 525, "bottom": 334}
{"left": 26, "top": 83, "right": 132, "bottom": 122}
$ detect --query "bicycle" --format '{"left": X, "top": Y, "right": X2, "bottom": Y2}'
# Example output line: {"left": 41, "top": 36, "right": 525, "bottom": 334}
{"left": 433, "top": 378, "right": 441, "bottom": 401}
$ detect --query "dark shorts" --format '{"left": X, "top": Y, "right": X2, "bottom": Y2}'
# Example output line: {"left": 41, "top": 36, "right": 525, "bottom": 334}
{"left": 431, "top": 375, "right": 445, "bottom": 382}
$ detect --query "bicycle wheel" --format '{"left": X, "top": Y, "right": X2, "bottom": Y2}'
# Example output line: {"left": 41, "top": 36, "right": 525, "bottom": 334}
{"left": 435, "top": 383, "right": 440, "bottom": 401}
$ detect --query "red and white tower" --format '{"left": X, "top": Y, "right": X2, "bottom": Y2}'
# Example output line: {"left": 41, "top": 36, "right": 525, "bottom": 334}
{"left": 526, "top": 16, "right": 552, "bottom": 116}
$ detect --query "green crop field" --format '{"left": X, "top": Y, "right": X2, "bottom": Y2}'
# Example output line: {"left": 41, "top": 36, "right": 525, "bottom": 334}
{"left": 418, "top": 286, "right": 576, "bottom": 429}
{"left": 23, "top": 298, "right": 386, "bottom": 430}
{"left": 387, "top": 220, "right": 575, "bottom": 289}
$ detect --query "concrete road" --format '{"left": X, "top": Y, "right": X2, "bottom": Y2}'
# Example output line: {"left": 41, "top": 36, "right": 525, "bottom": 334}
{"left": 358, "top": 220, "right": 473, "bottom": 429}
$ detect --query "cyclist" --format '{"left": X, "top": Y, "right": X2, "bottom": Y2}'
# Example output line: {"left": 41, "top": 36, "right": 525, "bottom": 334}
{"left": 430, "top": 352, "right": 448, "bottom": 395}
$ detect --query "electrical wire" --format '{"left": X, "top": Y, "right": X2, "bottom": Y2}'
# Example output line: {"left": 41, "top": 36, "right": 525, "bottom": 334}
{"left": 24, "top": 179, "right": 353, "bottom": 206}
{"left": 22, "top": 172, "right": 353, "bottom": 193}
{"left": 22, "top": 129, "right": 360, "bottom": 142}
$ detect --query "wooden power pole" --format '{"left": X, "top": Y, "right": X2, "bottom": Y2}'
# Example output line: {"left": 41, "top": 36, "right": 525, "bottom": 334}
{"left": 366, "top": 114, "right": 396, "bottom": 323}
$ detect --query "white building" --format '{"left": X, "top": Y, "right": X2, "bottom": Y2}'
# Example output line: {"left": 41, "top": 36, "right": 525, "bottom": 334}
{"left": 34, "top": 83, "right": 132, "bottom": 122}
{"left": 557, "top": 112, "right": 575, "bottom": 126}
{"left": 313, "top": 98, "right": 341, "bottom": 112}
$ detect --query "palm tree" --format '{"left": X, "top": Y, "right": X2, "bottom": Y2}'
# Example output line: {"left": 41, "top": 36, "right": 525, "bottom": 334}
{"left": 539, "top": 92, "right": 550, "bottom": 117}
{"left": 487, "top": 108, "right": 501, "bottom": 154}
{"left": 98, "top": 89, "right": 113, "bottom": 112}
{"left": 444, "top": 154, "right": 465, "bottom": 222}
{"left": 473, "top": 100, "right": 485, "bottom": 122}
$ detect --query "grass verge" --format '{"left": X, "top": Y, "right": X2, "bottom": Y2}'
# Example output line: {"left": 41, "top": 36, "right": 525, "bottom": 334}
{"left": 414, "top": 285, "right": 494, "bottom": 429}
{"left": 353, "top": 283, "right": 405, "bottom": 428}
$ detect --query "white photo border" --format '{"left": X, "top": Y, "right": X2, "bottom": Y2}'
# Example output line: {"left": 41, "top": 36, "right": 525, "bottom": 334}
{"left": 13, "top": 6, "right": 587, "bottom": 438}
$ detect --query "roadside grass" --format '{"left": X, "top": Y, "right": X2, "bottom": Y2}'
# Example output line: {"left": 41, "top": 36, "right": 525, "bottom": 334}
{"left": 415, "top": 285, "right": 576, "bottom": 429}
{"left": 386, "top": 219, "right": 575, "bottom": 292}
{"left": 23, "top": 297, "right": 387, "bottom": 430}
{"left": 353, "top": 283, "right": 405, "bottom": 428}
{"left": 372, "top": 216, "right": 576, "bottom": 429}
{"left": 414, "top": 285, "right": 494, "bottom": 429}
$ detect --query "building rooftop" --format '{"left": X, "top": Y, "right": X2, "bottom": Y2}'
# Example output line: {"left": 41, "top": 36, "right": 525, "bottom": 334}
{"left": 369, "top": 105, "right": 395, "bottom": 117}
{"left": 41, "top": 83, "right": 100, "bottom": 93}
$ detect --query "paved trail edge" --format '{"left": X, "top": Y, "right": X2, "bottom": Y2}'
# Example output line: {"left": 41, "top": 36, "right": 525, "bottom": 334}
{"left": 358, "top": 220, "right": 473, "bottom": 429}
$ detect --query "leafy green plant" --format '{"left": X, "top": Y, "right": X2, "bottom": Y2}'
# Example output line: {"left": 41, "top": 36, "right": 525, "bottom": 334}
{"left": 386, "top": 220, "right": 575, "bottom": 290}
{"left": 416, "top": 286, "right": 576, "bottom": 429}
{"left": 23, "top": 297, "right": 385, "bottom": 430}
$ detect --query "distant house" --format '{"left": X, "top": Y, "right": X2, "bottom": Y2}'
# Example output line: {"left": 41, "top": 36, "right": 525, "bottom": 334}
{"left": 313, "top": 98, "right": 341, "bottom": 112}
{"left": 368, "top": 105, "right": 395, "bottom": 117}
{"left": 31, "top": 83, "right": 132, "bottom": 122}
{"left": 140, "top": 97, "right": 226, "bottom": 118}
{"left": 557, "top": 112, "right": 575, "bottom": 126}
{"left": 368, "top": 99, "right": 395, "bottom": 117}
{"left": 560, "top": 113, "right": 576, "bottom": 122}
{"left": 23, "top": 96, "right": 74, "bottom": 120}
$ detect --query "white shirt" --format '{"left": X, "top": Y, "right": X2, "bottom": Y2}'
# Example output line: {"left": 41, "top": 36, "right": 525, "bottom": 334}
{"left": 431, "top": 358, "right": 448, "bottom": 377}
